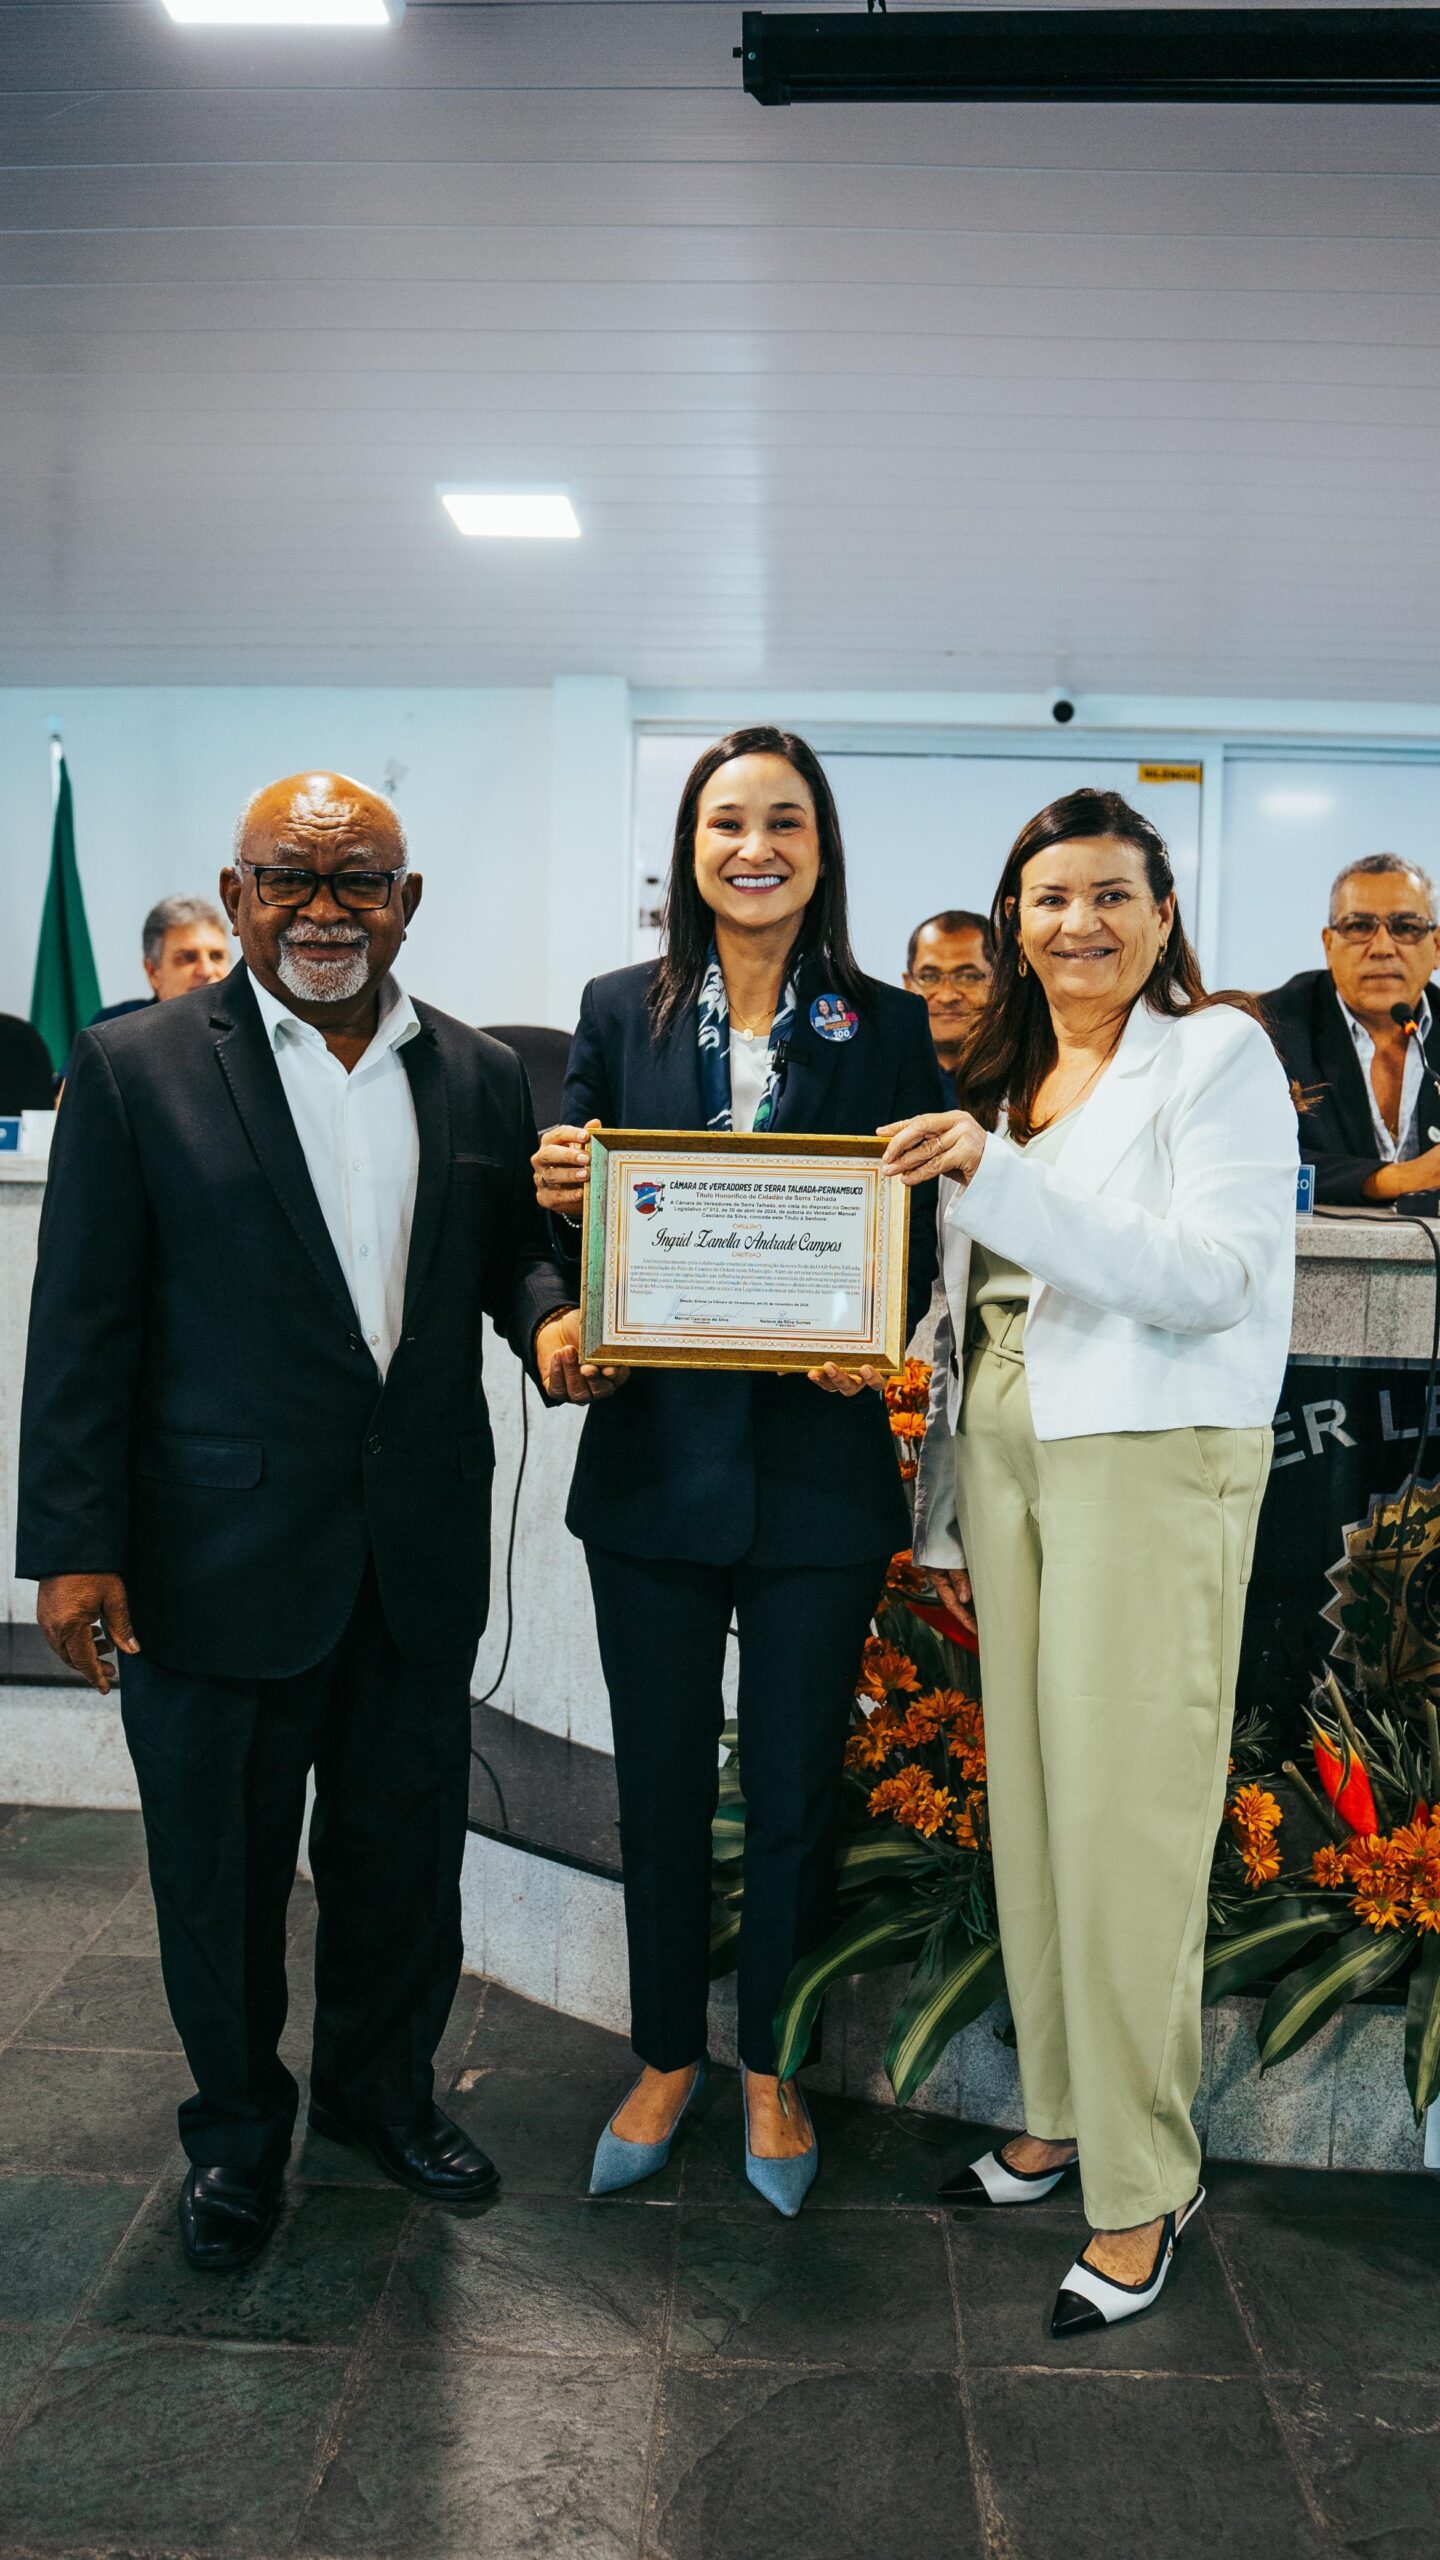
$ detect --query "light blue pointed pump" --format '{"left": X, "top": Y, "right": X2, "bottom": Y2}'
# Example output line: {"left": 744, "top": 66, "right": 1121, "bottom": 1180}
{"left": 588, "top": 2057, "right": 709, "bottom": 2196}
{"left": 742, "top": 2067, "right": 818, "bottom": 2217}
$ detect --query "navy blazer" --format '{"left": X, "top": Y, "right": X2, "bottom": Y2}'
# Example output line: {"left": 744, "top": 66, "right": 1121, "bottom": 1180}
{"left": 19, "top": 966, "right": 567, "bottom": 1679}
{"left": 556, "top": 956, "right": 945, "bottom": 1568}
{"left": 1261, "top": 967, "right": 1440, "bottom": 1209}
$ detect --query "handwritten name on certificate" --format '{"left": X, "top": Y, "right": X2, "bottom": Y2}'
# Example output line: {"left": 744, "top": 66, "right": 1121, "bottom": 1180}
{"left": 582, "top": 1134, "right": 910, "bottom": 1374}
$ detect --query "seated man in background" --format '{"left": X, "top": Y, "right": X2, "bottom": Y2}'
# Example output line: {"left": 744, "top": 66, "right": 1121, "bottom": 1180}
{"left": 121, "top": 893, "right": 231, "bottom": 1012}
{"left": 902, "top": 907, "right": 994, "bottom": 1102}
{"left": 79, "top": 895, "right": 233, "bottom": 1045}
{"left": 1263, "top": 851, "right": 1440, "bottom": 1209}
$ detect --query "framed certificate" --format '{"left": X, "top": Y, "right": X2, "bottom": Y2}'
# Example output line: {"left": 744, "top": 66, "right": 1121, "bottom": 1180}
{"left": 580, "top": 1129, "right": 912, "bottom": 1374}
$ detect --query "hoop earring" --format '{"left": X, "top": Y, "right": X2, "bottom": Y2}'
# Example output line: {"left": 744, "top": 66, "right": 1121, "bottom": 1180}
{"left": 1017, "top": 952, "right": 1028, "bottom": 979}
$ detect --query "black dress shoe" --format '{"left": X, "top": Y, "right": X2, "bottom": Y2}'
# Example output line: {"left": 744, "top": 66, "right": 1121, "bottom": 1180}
{"left": 178, "top": 2164, "right": 283, "bottom": 2272}
{"left": 308, "top": 2097, "right": 500, "bottom": 2202}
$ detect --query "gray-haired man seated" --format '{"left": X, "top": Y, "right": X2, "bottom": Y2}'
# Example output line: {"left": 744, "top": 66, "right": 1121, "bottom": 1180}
{"left": 1262, "top": 851, "right": 1440, "bottom": 1210}
{"left": 92, "top": 893, "right": 233, "bottom": 1021}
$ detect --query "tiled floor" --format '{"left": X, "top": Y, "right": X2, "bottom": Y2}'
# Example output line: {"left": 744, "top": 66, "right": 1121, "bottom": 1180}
{"left": 1, "top": 1806, "right": 1438, "bottom": 2560}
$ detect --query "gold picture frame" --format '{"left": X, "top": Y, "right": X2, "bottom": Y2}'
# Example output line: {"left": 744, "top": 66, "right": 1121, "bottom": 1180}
{"left": 579, "top": 1128, "right": 912, "bottom": 1375}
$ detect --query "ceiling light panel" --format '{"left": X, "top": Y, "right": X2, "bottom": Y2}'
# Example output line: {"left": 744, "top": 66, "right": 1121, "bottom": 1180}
{"left": 441, "top": 493, "right": 581, "bottom": 541}
{"left": 161, "top": 2, "right": 404, "bottom": 28}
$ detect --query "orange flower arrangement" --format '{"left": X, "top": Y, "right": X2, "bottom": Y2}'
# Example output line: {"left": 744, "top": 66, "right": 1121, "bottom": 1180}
{"left": 1353, "top": 1882, "right": 1407, "bottom": 1932}
{"left": 1295, "top": 1803, "right": 1440, "bottom": 1933}
{"left": 883, "top": 1360, "right": 933, "bottom": 1480}
{"left": 946, "top": 1715, "right": 987, "bottom": 1786}
{"left": 844, "top": 1716, "right": 900, "bottom": 1773}
{"left": 766, "top": 1327, "right": 1440, "bottom": 2123}
{"left": 856, "top": 1637, "right": 921, "bottom": 1703}
{"left": 1344, "top": 1834, "right": 1390, "bottom": 1898}
{"left": 847, "top": 1676, "right": 987, "bottom": 1792}
{"left": 829, "top": 1383, "right": 1440, "bottom": 2122}
{"left": 899, "top": 1685, "right": 966, "bottom": 1744}
{"left": 1413, "top": 1864, "right": 1440, "bottom": 1932}
{"left": 1225, "top": 1782, "right": 1284, "bottom": 1889}
{"left": 950, "top": 1791, "right": 981, "bottom": 1851}
{"left": 844, "top": 1547, "right": 989, "bottom": 1861}
{"left": 868, "top": 1764, "right": 956, "bottom": 1839}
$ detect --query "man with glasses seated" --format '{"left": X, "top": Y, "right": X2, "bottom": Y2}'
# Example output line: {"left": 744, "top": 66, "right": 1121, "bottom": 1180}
{"left": 19, "top": 771, "right": 613, "bottom": 2273}
{"left": 1263, "top": 852, "right": 1440, "bottom": 1210}
{"left": 902, "top": 907, "right": 995, "bottom": 1103}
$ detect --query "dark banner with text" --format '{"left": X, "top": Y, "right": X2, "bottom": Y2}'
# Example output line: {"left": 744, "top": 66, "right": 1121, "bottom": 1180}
{"left": 1241, "top": 1356, "right": 1440, "bottom": 1729}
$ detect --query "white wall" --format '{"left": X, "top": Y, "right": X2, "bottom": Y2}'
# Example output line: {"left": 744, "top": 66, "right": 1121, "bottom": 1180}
{"left": 634, "top": 734, "right": 1203, "bottom": 984}
{"left": 1218, "top": 755, "right": 1440, "bottom": 991}
{"left": 7, "top": 687, "right": 1440, "bottom": 1049}
{"left": 634, "top": 714, "right": 1440, "bottom": 998}
{"left": 0, "top": 686, "right": 576, "bottom": 1032}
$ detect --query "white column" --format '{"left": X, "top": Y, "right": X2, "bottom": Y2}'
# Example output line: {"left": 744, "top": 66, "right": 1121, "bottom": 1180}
{"left": 546, "top": 676, "right": 633, "bottom": 1033}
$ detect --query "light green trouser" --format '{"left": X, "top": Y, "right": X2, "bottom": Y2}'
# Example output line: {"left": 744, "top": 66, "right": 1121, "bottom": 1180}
{"left": 954, "top": 1308, "right": 1272, "bottom": 2230}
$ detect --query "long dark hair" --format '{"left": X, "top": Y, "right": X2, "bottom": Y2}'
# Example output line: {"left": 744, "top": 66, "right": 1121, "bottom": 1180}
{"left": 957, "top": 787, "right": 1256, "bottom": 1139}
{"left": 646, "top": 726, "right": 869, "bottom": 1038}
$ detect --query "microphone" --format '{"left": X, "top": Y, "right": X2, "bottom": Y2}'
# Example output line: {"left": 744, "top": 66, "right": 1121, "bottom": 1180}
{"left": 1390, "top": 1000, "right": 1440, "bottom": 1151}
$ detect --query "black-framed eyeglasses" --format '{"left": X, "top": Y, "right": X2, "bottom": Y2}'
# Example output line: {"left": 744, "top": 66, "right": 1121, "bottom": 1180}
{"left": 236, "top": 861, "right": 407, "bottom": 912}
{"left": 911, "top": 964, "right": 992, "bottom": 990}
{"left": 1330, "top": 911, "right": 1437, "bottom": 947}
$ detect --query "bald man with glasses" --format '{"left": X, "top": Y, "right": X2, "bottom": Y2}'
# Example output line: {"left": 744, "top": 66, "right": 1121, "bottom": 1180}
{"left": 19, "top": 772, "right": 612, "bottom": 2272}
{"left": 1263, "top": 852, "right": 1440, "bottom": 1209}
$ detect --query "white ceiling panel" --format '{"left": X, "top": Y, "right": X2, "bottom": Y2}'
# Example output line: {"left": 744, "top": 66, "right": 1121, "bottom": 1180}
{"left": 1, "top": 0, "right": 1437, "bottom": 692}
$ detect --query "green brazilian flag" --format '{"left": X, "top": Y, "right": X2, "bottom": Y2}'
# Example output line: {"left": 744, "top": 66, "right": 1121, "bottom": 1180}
{"left": 30, "top": 754, "right": 101, "bottom": 1073}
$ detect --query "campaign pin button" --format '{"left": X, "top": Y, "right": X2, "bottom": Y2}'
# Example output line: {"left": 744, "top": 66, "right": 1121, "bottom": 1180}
{"left": 809, "top": 994, "right": 859, "bottom": 1043}
{"left": 1430, "top": 1126, "right": 1440, "bottom": 1144}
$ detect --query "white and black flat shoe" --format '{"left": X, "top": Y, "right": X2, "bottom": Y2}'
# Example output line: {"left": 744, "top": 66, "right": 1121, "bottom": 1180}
{"left": 942, "top": 2142, "right": 1080, "bottom": 2208}
{"left": 1049, "top": 2187, "right": 1206, "bottom": 2337}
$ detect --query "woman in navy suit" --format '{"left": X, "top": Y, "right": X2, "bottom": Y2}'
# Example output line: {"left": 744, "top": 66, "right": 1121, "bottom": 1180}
{"left": 535, "top": 727, "right": 942, "bottom": 2212}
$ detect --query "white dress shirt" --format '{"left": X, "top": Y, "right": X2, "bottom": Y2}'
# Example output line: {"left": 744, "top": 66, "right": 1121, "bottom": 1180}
{"left": 1337, "top": 990, "right": 1432, "bottom": 1163}
{"left": 250, "top": 972, "right": 421, "bottom": 1375}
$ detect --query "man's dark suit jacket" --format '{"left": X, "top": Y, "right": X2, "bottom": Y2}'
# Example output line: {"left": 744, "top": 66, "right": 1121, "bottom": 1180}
{"left": 18, "top": 965, "right": 567, "bottom": 1680}
{"left": 1261, "top": 967, "right": 1440, "bottom": 1209}
{"left": 555, "top": 956, "right": 945, "bottom": 1569}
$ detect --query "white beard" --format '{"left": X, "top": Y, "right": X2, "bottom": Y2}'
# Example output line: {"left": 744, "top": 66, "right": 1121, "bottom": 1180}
{"left": 276, "top": 933, "right": 371, "bottom": 1003}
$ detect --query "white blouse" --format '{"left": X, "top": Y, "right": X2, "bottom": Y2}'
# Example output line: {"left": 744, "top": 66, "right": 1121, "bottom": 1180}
{"left": 729, "top": 1033, "right": 773, "bottom": 1134}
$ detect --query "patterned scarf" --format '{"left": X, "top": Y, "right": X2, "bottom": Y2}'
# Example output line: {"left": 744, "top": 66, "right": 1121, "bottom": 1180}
{"left": 696, "top": 942, "right": 799, "bottom": 1132}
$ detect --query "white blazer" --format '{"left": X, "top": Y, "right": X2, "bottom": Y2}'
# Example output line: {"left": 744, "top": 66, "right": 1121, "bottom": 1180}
{"left": 912, "top": 998, "right": 1299, "bottom": 1570}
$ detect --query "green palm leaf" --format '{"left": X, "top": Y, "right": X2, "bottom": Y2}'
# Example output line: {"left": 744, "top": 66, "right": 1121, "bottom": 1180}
{"left": 836, "top": 1831, "right": 940, "bottom": 1896}
{"left": 1404, "top": 1934, "right": 1440, "bottom": 2124}
{"left": 884, "top": 1932, "right": 1006, "bottom": 2106}
{"left": 773, "top": 1894, "right": 934, "bottom": 2083}
{"left": 1202, "top": 1898, "right": 1349, "bottom": 2004}
{"left": 1257, "top": 1922, "right": 1416, "bottom": 2071}
{"left": 710, "top": 1804, "right": 746, "bottom": 1866}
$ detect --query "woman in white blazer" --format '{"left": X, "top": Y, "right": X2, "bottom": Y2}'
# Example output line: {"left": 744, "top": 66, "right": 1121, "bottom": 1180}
{"left": 881, "top": 788, "right": 1297, "bottom": 2339}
